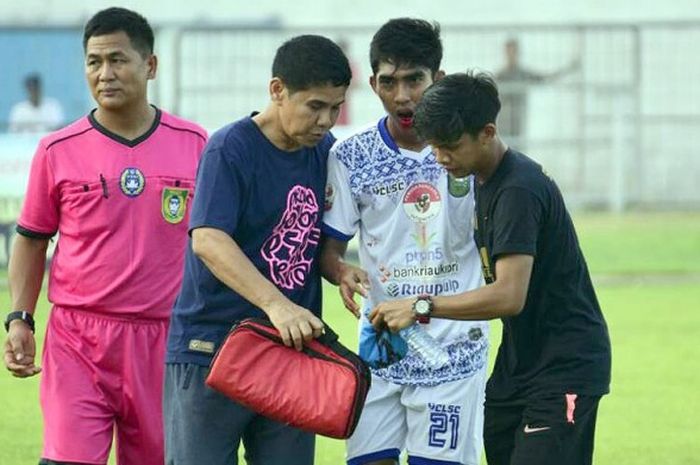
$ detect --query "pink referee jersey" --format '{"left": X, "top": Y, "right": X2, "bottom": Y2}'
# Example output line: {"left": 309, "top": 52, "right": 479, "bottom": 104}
{"left": 18, "top": 108, "right": 207, "bottom": 319}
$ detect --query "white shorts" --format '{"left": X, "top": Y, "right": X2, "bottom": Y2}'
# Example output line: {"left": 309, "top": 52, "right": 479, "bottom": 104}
{"left": 347, "top": 366, "right": 487, "bottom": 465}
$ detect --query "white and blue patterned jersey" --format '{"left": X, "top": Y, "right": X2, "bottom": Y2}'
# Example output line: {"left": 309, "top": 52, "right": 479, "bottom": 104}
{"left": 323, "top": 117, "right": 489, "bottom": 387}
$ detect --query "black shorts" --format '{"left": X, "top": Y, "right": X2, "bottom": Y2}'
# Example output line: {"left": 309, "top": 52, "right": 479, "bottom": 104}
{"left": 484, "top": 394, "right": 602, "bottom": 465}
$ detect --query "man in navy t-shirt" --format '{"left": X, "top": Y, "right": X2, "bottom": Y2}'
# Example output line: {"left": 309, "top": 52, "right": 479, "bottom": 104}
{"left": 372, "top": 72, "right": 611, "bottom": 465}
{"left": 164, "top": 35, "right": 351, "bottom": 465}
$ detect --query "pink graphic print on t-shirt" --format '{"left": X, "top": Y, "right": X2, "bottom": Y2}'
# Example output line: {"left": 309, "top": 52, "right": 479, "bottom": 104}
{"left": 261, "top": 185, "right": 321, "bottom": 290}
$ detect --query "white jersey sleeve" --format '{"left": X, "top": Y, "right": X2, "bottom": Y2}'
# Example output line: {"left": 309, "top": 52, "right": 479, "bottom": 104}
{"left": 322, "top": 144, "right": 360, "bottom": 241}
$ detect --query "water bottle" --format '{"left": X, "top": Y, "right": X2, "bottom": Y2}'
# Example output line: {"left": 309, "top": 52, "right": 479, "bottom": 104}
{"left": 399, "top": 323, "right": 450, "bottom": 369}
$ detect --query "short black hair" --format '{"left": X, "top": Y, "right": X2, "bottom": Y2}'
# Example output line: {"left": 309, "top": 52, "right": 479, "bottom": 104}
{"left": 414, "top": 71, "right": 501, "bottom": 142}
{"left": 83, "top": 7, "right": 154, "bottom": 57}
{"left": 506, "top": 37, "right": 519, "bottom": 48}
{"left": 272, "top": 35, "right": 351, "bottom": 92}
{"left": 370, "top": 18, "right": 442, "bottom": 75}
{"left": 25, "top": 73, "right": 41, "bottom": 89}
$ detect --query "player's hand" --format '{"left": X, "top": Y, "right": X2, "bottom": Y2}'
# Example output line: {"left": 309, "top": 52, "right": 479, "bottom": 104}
{"left": 266, "top": 301, "right": 325, "bottom": 351}
{"left": 369, "top": 298, "right": 415, "bottom": 333}
{"left": 337, "top": 263, "right": 369, "bottom": 318}
{"left": 3, "top": 321, "right": 41, "bottom": 378}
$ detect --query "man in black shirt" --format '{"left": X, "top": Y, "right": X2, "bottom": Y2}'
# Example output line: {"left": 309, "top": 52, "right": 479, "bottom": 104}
{"left": 369, "top": 71, "right": 611, "bottom": 465}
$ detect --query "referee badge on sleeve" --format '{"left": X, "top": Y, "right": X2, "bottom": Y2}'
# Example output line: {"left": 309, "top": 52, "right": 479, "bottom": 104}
{"left": 162, "top": 187, "right": 189, "bottom": 224}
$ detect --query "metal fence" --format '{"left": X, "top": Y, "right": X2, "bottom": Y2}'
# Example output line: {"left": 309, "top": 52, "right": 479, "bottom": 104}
{"left": 170, "top": 22, "right": 700, "bottom": 211}
{"left": 1, "top": 21, "right": 699, "bottom": 267}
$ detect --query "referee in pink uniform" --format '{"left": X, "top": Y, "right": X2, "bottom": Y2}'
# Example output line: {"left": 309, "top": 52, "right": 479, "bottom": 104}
{"left": 3, "top": 8, "right": 206, "bottom": 465}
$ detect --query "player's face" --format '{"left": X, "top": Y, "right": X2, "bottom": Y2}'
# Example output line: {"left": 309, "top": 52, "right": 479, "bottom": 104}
{"left": 431, "top": 132, "right": 486, "bottom": 178}
{"left": 371, "top": 63, "right": 437, "bottom": 130}
{"left": 85, "top": 31, "right": 156, "bottom": 112}
{"left": 169, "top": 197, "right": 180, "bottom": 214}
{"left": 277, "top": 82, "right": 347, "bottom": 149}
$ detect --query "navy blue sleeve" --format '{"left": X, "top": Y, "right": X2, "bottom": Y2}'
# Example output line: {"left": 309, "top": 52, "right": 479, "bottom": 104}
{"left": 189, "top": 137, "right": 249, "bottom": 236}
{"left": 491, "top": 186, "right": 544, "bottom": 259}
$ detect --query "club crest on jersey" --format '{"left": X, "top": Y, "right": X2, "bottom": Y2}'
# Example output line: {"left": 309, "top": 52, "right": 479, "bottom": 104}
{"left": 162, "top": 188, "right": 189, "bottom": 224}
{"left": 120, "top": 168, "right": 145, "bottom": 197}
{"left": 468, "top": 326, "right": 484, "bottom": 341}
{"left": 447, "top": 174, "right": 471, "bottom": 197}
{"left": 402, "top": 182, "right": 441, "bottom": 222}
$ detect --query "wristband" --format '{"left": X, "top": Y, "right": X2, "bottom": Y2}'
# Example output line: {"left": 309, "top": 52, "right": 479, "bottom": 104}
{"left": 4, "top": 311, "right": 35, "bottom": 333}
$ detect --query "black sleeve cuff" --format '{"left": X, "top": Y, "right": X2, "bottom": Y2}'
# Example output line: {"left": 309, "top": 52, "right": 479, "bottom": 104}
{"left": 16, "top": 225, "right": 56, "bottom": 240}
{"left": 492, "top": 242, "right": 537, "bottom": 259}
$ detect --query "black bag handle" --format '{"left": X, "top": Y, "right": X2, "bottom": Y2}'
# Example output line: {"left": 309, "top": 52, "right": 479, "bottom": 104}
{"left": 317, "top": 320, "right": 339, "bottom": 345}
{"left": 235, "top": 317, "right": 340, "bottom": 345}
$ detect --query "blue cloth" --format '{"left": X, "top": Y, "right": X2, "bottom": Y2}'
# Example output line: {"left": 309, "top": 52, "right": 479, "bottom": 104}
{"left": 166, "top": 116, "right": 334, "bottom": 366}
{"left": 358, "top": 319, "right": 408, "bottom": 369}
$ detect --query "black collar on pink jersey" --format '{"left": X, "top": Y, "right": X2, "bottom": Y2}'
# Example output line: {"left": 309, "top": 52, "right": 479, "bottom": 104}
{"left": 88, "top": 106, "right": 162, "bottom": 148}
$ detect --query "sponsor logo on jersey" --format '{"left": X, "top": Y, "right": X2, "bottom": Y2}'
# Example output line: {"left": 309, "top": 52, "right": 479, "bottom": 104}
{"left": 447, "top": 174, "right": 471, "bottom": 197}
{"left": 324, "top": 183, "right": 336, "bottom": 211}
{"left": 386, "top": 282, "right": 400, "bottom": 297}
{"left": 162, "top": 187, "right": 189, "bottom": 224}
{"left": 378, "top": 261, "right": 459, "bottom": 282}
{"left": 391, "top": 262, "right": 459, "bottom": 280}
{"left": 405, "top": 247, "right": 444, "bottom": 265}
{"left": 410, "top": 228, "right": 438, "bottom": 249}
{"left": 403, "top": 182, "right": 441, "bottom": 222}
{"left": 372, "top": 179, "right": 406, "bottom": 196}
{"left": 120, "top": 167, "right": 145, "bottom": 197}
{"left": 428, "top": 403, "right": 462, "bottom": 414}
{"left": 384, "top": 279, "right": 460, "bottom": 297}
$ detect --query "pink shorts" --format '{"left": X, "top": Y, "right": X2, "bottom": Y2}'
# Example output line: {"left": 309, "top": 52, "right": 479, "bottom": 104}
{"left": 40, "top": 306, "right": 168, "bottom": 465}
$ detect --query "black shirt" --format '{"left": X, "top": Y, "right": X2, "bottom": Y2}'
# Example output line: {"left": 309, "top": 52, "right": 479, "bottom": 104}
{"left": 474, "top": 149, "right": 611, "bottom": 401}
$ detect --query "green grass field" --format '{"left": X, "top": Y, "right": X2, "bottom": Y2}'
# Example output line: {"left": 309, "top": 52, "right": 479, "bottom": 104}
{"left": 1, "top": 212, "right": 699, "bottom": 465}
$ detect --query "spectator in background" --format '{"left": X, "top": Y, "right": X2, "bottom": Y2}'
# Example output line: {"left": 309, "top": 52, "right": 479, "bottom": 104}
{"left": 8, "top": 74, "right": 65, "bottom": 133}
{"left": 495, "top": 38, "right": 579, "bottom": 147}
